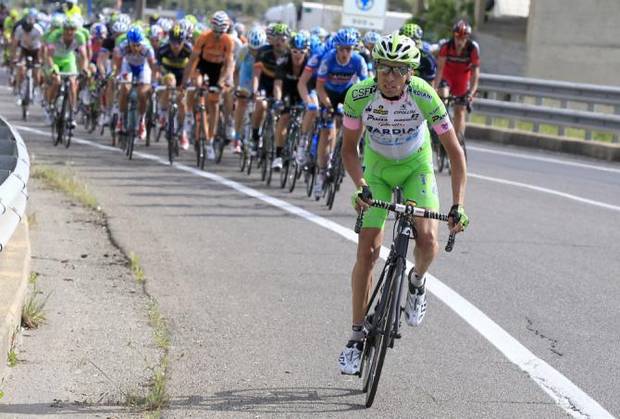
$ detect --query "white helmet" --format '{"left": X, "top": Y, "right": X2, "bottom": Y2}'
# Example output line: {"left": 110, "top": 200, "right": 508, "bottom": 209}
{"left": 156, "top": 17, "right": 172, "bottom": 32}
{"left": 247, "top": 27, "right": 266, "bottom": 49}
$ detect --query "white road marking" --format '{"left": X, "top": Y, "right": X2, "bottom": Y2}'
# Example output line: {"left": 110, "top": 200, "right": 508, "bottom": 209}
{"left": 15, "top": 124, "right": 614, "bottom": 418}
{"left": 468, "top": 144, "right": 620, "bottom": 174}
{"left": 469, "top": 173, "right": 620, "bottom": 212}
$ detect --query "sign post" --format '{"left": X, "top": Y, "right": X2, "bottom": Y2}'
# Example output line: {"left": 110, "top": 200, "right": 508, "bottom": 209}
{"left": 341, "top": 0, "right": 387, "bottom": 31}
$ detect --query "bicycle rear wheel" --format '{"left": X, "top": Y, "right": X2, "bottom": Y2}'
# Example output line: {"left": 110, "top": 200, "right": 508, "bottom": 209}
{"left": 305, "top": 164, "right": 315, "bottom": 198}
{"left": 363, "top": 262, "right": 399, "bottom": 408}
{"left": 288, "top": 161, "right": 299, "bottom": 193}
{"left": 167, "top": 114, "right": 175, "bottom": 165}
{"left": 64, "top": 105, "right": 73, "bottom": 148}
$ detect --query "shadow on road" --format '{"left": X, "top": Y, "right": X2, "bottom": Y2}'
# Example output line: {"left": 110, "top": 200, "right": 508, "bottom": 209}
{"left": 168, "top": 386, "right": 366, "bottom": 414}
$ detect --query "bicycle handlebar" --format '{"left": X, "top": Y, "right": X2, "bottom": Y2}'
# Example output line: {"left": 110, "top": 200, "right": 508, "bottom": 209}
{"left": 354, "top": 199, "right": 457, "bottom": 252}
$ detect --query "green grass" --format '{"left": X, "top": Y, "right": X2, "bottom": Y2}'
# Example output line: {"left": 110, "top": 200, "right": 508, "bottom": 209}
{"left": 28, "top": 272, "right": 39, "bottom": 285}
{"left": 7, "top": 350, "right": 17, "bottom": 367}
{"left": 470, "top": 114, "right": 616, "bottom": 143}
{"left": 26, "top": 212, "right": 37, "bottom": 228}
{"left": 31, "top": 166, "right": 100, "bottom": 211}
{"left": 123, "top": 257, "right": 170, "bottom": 415}
{"left": 21, "top": 283, "right": 49, "bottom": 329}
{"left": 129, "top": 253, "right": 145, "bottom": 284}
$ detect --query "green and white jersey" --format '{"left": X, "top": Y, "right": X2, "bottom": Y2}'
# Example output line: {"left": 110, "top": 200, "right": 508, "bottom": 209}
{"left": 46, "top": 28, "right": 87, "bottom": 58}
{"left": 343, "top": 77, "right": 452, "bottom": 161}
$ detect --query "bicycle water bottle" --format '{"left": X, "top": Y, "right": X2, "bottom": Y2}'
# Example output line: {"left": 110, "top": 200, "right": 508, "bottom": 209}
{"left": 310, "top": 132, "right": 319, "bottom": 158}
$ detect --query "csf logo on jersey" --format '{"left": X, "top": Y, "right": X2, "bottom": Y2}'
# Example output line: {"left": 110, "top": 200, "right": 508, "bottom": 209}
{"left": 352, "top": 85, "right": 376, "bottom": 100}
{"left": 372, "top": 105, "right": 388, "bottom": 115}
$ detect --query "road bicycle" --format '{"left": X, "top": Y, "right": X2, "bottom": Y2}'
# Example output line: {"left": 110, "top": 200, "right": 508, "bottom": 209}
{"left": 118, "top": 78, "right": 141, "bottom": 160}
{"left": 433, "top": 90, "right": 470, "bottom": 174}
{"left": 258, "top": 97, "right": 277, "bottom": 185}
{"left": 187, "top": 80, "right": 209, "bottom": 170}
{"left": 279, "top": 102, "right": 305, "bottom": 190}
{"left": 51, "top": 72, "right": 77, "bottom": 148}
{"left": 236, "top": 91, "right": 254, "bottom": 174}
{"left": 18, "top": 56, "right": 37, "bottom": 121}
{"left": 154, "top": 85, "right": 180, "bottom": 165}
{"left": 354, "top": 189, "right": 455, "bottom": 407}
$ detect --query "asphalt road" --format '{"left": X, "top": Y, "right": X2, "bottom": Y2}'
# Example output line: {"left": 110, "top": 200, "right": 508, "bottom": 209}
{"left": 3, "top": 81, "right": 619, "bottom": 418}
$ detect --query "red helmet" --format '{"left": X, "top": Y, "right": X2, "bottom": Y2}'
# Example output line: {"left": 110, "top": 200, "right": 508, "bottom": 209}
{"left": 452, "top": 19, "right": 472, "bottom": 37}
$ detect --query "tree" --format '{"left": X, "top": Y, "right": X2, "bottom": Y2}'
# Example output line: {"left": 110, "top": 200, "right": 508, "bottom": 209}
{"left": 409, "top": 0, "right": 475, "bottom": 41}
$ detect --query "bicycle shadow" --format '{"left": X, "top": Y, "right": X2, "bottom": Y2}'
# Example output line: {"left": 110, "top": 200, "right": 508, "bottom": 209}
{"left": 168, "top": 386, "right": 366, "bottom": 414}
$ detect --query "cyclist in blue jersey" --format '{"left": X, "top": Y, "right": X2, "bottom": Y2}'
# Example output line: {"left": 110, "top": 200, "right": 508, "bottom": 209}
{"left": 314, "top": 28, "right": 367, "bottom": 199}
{"left": 361, "top": 31, "right": 380, "bottom": 77}
{"left": 232, "top": 27, "right": 266, "bottom": 153}
{"left": 295, "top": 35, "right": 330, "bottom": 164}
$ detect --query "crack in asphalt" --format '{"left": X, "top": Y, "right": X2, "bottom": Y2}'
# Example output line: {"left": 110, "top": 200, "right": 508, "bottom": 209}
{"left": 526, "top": 317, "right": 563, "bottom": 357}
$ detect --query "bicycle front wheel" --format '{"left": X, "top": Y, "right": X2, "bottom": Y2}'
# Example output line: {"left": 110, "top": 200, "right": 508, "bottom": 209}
{"left": 363, "top": 262, "right": 400, "bottom": 408}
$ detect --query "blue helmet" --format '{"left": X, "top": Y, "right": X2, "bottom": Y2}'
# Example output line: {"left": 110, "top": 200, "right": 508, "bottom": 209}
{"left": 324, "top": 35, "right": 336, "bottom": 52}
{"left": 309, "top": 34, "right": 322, "bottom": 55}
{"left": 289, "top": 32, "right": 308, "bottom": 50}
{"left": 334, "top": 28, "right": 357, "bottom": 47}
{"left": 127, "top": 26, "right": 144, "bottom": 44}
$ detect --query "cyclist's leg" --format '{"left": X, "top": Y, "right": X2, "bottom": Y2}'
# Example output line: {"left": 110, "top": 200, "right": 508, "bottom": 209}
{"left": 14, "top": 48, "right": 24, "bottom": 91}
{"left": 275, "top": 110, "right": 289, "bottom": 153}
{"left": 233, "top": 91, "right": 248, "bottom": 140}
{"left": 448, "top": 78, "right": 469, "bottom": 140}
{"left": 402, "top": 141, "right": 440, "bottom": 276}
{"left": 400, "top": 141, "right": 440, "bottom": 326}
{"left": 204, "top": 62, "right": 222, "bottom": 143}
{"left": 46, "top": 64, "right": 61, "bottom": 106}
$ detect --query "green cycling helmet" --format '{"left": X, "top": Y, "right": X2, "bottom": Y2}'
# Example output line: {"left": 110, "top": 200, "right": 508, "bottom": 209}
{"left": 271, "top": 23, "right": 290, "bottom": 37}
{"left": 372, "top": 32, "right": 420, "bottom": 69}
{"left": 399, "top": 23, "right": 423, "bottom": 41}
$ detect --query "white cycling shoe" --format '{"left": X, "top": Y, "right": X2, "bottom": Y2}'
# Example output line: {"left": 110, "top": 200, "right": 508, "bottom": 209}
{"left": 338, "top": 341, "right": 363, "bottom": 375}
{"left": 404, "top": 286, "right": 427, "bottom": 327}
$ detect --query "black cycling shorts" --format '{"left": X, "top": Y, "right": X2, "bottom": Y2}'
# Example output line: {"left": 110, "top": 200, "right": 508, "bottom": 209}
{"left": 197, "top": 59, "right": 222, "bottom": 87}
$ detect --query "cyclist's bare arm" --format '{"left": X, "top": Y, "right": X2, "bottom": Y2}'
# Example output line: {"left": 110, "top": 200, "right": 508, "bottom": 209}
{"left": 96, "top": 50, "right": 108, "bottom": 77}
{"left": 273, "top": 79, "right": 283, "bottom": 101}
{"left": 219, "top": 52, "right": 234, "bottom": 88}
{"left": 438, "top": 128, "right": 467, "bottom": 208}
{"left": 182, "top": 52, "right": 199, "bottom": 86}
{"left": 469, "top": 65, "right": 480, "bottom": 97}
{"left": 77, "top": 45, "right": 88, "bottom": 72}
{"left": 341, "top": 124, "right": 365, "bottom": 188}
{"left": 297, "top": 69, "right": 313, "bottom": 104}
{"left": 432, "top": 56, "right": 446, "bottom": 89}
{"left": 147, "top": 56, "right": 159, "bottom": 80}
{"left": 112, "top": 50, "right": 122, "bottom": 77}
{"left": 251, "top": 65, "right": 261, "bottom": 94}
{"left": 316, "top": 78, "right": 330, "bottom": 108}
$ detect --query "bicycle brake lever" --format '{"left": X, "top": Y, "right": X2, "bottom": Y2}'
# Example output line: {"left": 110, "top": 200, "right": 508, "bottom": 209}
{"left": 445, "top": 232, "right": 456, "bottom": 252}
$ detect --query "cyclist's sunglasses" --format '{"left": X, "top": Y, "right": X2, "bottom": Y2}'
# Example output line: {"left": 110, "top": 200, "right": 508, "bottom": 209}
{"left": 376, "top": 63, "right": 410, "bottom": 76}
{"left": 291, "top": 48, "right": 306, "bottom": 54}
{"left": 337, "top": 46, "right": 353, "bottom": 52}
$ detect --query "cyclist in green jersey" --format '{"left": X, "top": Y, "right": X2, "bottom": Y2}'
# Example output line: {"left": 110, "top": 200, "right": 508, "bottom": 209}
{"left": 44, "top": 15, "right": 88, "bottom": 126}
{"left": 338, "top": 33, "right": 470, "bottom": 375}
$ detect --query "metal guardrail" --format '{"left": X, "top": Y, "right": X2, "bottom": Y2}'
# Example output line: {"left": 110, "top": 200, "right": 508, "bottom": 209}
{"left": 0, "top": 115, "right": 29, "bottom": 251}
{"left": 476, "top": 74, "right": 620, "bottom": 142}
